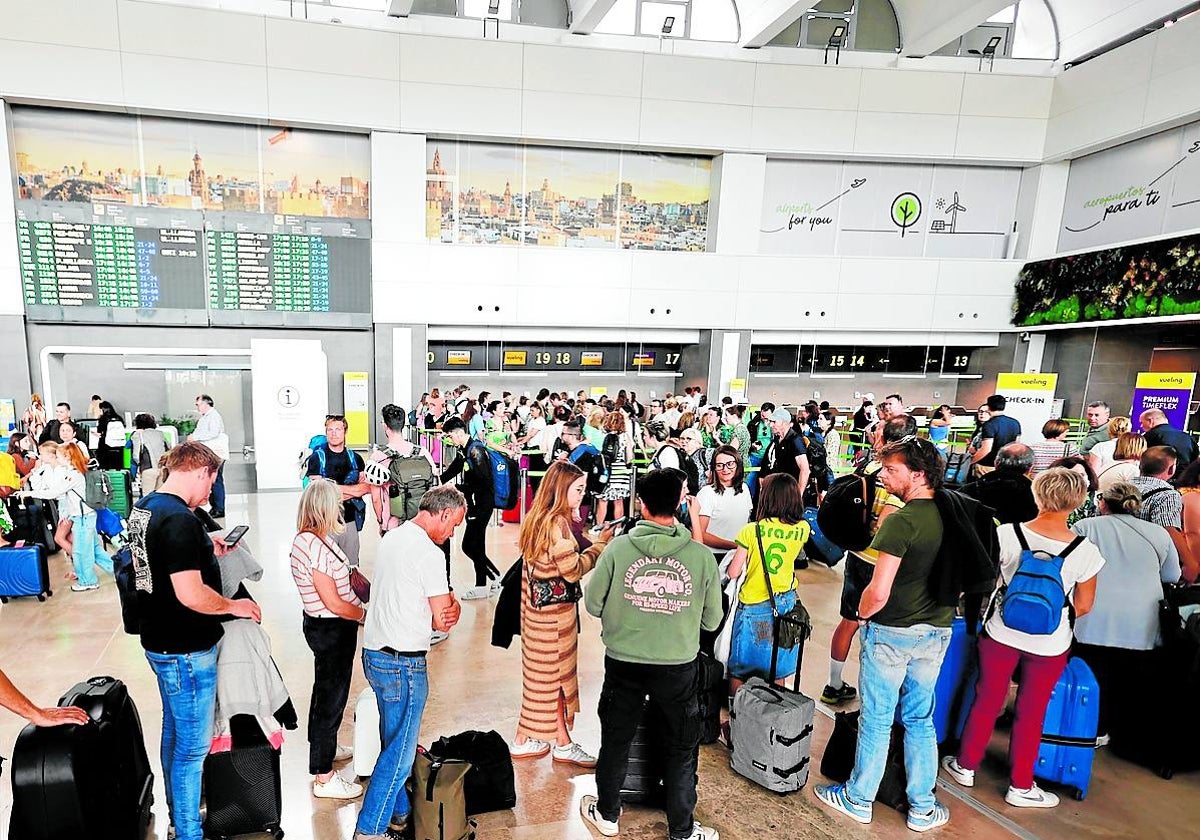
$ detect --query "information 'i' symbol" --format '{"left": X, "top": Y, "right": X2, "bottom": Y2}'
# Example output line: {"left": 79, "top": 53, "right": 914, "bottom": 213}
{"left": 890, "top": 192, "right": 922, "bottom": 238}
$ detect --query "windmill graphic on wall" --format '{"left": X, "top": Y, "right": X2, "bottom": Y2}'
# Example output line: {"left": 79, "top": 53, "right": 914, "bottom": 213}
{"left": 933, "top": 191, "right": 968, "bottom": 234}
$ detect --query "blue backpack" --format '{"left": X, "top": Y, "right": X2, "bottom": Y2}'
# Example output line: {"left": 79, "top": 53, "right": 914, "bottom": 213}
{"left": 996, "top": 523, "right": 1084, "bottom": 636}
{"left": 470, "top": 441, "right": 519, "bottom": 510}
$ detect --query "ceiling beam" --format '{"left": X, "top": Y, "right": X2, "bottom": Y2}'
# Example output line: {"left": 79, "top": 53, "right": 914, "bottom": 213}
{"left": 569, "top": 0, "right": 619, "bottom": 34}
{"left": 386, "top": 0, "right": 415, "bottom": 17}
{"left": 894, "top": 0, "right": 1013, "bottom": 57}
{"left": 738, "top": 0, "right": 812, "bottom": 49}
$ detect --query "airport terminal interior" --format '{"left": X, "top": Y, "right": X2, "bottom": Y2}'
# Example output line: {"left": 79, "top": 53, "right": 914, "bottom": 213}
{"left": 3, "top": 1, "right": 1200, "bottom": 839}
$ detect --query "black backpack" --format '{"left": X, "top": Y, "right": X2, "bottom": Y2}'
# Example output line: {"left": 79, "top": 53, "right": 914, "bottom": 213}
{"left": 816, "top": 469, "right": 879, "bottom": 551}
{"left": 578, "top": 448, "right": 610, "bottom": 495}
{"left": 653, "top": 444, "right": 699, "bottom": 495}
{"left": 429, "top": 730, "right": 516, "bottom": 815}
{"left": 602, "top": 432, "right": 622, "bottom": 465}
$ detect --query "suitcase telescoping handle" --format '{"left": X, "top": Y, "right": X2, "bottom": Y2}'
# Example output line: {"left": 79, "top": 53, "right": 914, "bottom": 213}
{"left": 769, "top": 614, "right": 809, "bottom": 693}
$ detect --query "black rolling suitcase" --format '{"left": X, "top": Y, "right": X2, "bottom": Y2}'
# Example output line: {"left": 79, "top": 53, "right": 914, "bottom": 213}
{"left": 9, "top": 675, "right": 154, "bottom": 840}
{"left": 621, "top": 700, "right": 666, "bottom": 806}
{"left": 6, "top": 496, "right": 57, "bottom": 554}
{"left": 203, "top": 715, "right": 285, "bottom": 840}
{"left": 697, "top": 651, "right": 724, "bottom": 745}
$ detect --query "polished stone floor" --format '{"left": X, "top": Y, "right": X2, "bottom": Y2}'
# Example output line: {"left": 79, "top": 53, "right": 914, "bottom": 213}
{"left": 0, "top": 489, "right": 1195, "bottom": 839}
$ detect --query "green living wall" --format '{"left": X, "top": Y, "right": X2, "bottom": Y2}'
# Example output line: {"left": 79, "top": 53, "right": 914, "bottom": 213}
{"left": 1013, "top": 232, "right": 1200, "bottom": 327}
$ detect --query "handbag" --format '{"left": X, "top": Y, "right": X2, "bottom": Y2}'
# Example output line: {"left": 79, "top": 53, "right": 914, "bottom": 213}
{"left": 754, "top": 523, "right": 811, "bottom": 650}
{"left": 318, "top": 534, "right": 370, "bottom": 603}
{"left": 525, "top": 557, "right": 581, "bottom": 609}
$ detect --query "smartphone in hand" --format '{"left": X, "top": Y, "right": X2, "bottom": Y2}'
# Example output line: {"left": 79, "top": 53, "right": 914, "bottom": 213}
{"left": 223, "top": 525, "right": 250, "bottom": 548}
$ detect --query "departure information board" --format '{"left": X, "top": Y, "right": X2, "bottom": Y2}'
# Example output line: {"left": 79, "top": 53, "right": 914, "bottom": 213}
{"left": 207, "top": 232, "right": 333, "bottom": 312}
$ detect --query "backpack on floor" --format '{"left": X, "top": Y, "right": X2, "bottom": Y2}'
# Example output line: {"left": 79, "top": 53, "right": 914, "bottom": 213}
{"left": 411, "top": 748, "right": 476, "bottom": 840}
{"left": 429, "top": 730, "right": 516, "bottom": 815}
{"left": 992, "top": 522, "right": 1084, "bottom": 636}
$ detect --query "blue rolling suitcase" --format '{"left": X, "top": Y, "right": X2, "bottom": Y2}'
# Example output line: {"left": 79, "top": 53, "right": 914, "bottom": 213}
{"left": 0, "top": 544, "right": 52, "bottom": 603}
{"left": 802, "top": 507, "right": 844, "bottom": 567}
{"left": 1035, "top": 657, "right": 1098, "bottom": 800}
{"left": 896, "top": 617, "right": 971, "bottom": 743}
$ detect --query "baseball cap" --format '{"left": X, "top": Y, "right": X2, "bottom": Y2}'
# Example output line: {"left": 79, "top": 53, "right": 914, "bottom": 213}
{"left": 770, "top": 408, "right": 793, "bottom": 423}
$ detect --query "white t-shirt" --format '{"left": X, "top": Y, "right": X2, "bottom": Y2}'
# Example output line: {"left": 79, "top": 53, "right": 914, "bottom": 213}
{"left": 696, "top": 484, "right": 753, "bottom": 546}
{"left": 537, "top": 422, "right": 563, "bottom": 458}
{"left": 984, "top": 523, "right": 1105, "bottom": 657}
{"left": 363, "top": 521, "right": 450, "bottom": 652}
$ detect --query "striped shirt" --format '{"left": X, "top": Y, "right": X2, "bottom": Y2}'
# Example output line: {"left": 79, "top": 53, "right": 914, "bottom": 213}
{"left": 289, "top": 531, "right": 361, "bottom": 618}
{"left": 1030, "top": 440, "right": 1078, "bottom": 474}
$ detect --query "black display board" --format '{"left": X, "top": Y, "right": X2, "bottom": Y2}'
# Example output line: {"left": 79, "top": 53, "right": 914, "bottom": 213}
{"left": 427, "top": 342, "right": 685, "bottom": 373}
{"left": 749, "top": 343, "right": 974, "bottom": 376}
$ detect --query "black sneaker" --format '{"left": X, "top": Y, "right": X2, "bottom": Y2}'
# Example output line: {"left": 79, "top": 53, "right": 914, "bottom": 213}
{"left": 820, "top": 683, "right": 858, "bottom": 705}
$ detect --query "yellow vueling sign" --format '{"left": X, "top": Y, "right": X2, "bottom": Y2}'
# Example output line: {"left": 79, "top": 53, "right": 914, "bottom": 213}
{"left": 1136, "top": 372, "right": 1196, "bottom": 390}
{"left": 996, "top": 373, "right": 1058, "bottom": 391}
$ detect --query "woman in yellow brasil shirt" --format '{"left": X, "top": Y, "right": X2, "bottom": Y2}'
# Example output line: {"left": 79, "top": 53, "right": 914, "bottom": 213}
{"left": 725, "top": 474, "right": 810, "bottom": 693}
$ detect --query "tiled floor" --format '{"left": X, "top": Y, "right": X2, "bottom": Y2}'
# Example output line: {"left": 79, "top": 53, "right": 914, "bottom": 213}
{"left": 0, "top": 489, "right": 1196, "bottom": 839}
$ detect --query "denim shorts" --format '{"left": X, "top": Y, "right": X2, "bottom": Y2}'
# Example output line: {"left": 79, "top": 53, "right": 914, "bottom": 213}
{"left": 729, "top": 589, "right": 799, "bottom": 680}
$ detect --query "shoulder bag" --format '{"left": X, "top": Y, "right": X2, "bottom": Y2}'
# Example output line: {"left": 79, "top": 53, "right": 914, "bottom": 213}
{"left": 317, "top": 533, "right": 371, "bottom": 603}
{"left": 754, "top": 523, "right": 812, "bottom": 649}
{"left": 525, "top": 553, "right": 582, "bottom": 609}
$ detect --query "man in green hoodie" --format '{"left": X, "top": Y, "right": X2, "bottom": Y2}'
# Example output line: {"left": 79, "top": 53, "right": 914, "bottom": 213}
{"left": 580, "top": 469, "right": 724, "bottom": 840}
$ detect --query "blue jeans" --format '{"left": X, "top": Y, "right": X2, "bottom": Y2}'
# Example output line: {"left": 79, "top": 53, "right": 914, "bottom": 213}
{"left": 847, "top": 622, "right": 952, "bottom": 814}
{"left": 70, "top": 511, "right": 114, "bottom": 587}
{"left": 209, "top": 461, "right": 226, "bottom": 512}
{"left": 145, "top": 645, "right": 219, "bottom": 840}
{"left": 356, "top": 650, "right": 429, "bottom": 835}
{"left": 746, "top": 452, "right": 763, "bottom": 496}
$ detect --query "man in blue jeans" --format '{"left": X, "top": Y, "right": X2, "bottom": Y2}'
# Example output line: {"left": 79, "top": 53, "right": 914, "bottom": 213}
{"left": 130, "top": 442, "right": 261, "bottom": 840}
{"left": 815, "top": 437, "right": 954, "bottom": 833}
{"left": 354, "top": 485, "right": 464, "bottom": 840}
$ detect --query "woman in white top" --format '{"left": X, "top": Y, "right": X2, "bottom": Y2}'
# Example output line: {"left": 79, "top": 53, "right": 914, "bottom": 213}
{"left": 943, "top": 468, "right": 1104, "bottom": 810}
{"left": 289, "top": 479, "right": 367, "bottom": 801}
{"left": 1087, "top": 416, "right": 1132, "bottom": 473}
{"left": 688, "top": 445, "right": 753, "bottom": 564}
{"left": 1072, "top": 482, "right": 1181, "bottom": 742}
{"left": 1095, "top": 432, "right": 1146, "bottom": 493}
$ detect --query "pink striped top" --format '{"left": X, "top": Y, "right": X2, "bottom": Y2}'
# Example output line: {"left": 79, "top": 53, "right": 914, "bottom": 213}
{"left": 290, "top": 531, "right": 361, "bottom": 618}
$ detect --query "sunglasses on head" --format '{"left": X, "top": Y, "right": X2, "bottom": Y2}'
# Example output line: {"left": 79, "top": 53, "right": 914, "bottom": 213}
{"left": 326, "top": 414, "right": 346, "bottom": 422}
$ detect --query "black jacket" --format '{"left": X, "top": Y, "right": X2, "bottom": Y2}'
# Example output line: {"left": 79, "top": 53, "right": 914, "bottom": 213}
{"left": 931, "top": 489, "right": 999, "bottom": 626}
{"left": 440, "top": 439, "right": 494, "bottom": 510}
{"left": 960, "top": 470, "right": 1037, "bottom": 525}
{"left": 490, "top": 558, "right": 524, "bottom": 649}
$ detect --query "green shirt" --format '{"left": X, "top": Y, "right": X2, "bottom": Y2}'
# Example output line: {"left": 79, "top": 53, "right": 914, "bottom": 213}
{"left": 864, "top": 498, "right": 952, "bottom": 628}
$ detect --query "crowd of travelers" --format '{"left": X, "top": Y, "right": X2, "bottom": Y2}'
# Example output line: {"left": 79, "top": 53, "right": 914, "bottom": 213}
{"left": 3, "top": 382, "right": 1199, "bottom": 840}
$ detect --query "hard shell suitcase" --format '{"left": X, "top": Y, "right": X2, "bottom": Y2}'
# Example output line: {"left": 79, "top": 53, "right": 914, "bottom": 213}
{"left": 353, "top": 686, "right": 382, "bottom": 777}
{"left": 1034, "top": 657, "right": 1098, "bottom": 800}
{"left": 801, "top": 507, "right": 844, "bottom": 567}
{"left": 621, "top": 699, "right": 665, "bottom": 806}
{"left": 0, "top": 544, "right": 51, "bottom": 602}
{"left": 6, "top": 496, "right": 56, "bottom": 554}
{"left": 729, "top": 613, "right": 816, "bottom": 793}
{"left": 897, "top": 616, "right": 971, "bottom": 743}
{"left": 411, "top": 748, "right": 476, "bottom": 840}
{"left": 430, "top": 730, "right": 517, "bottom": 814}
{"left": 105, "top": 469, "right": 133, "bottom": 517}
{"left": 203, "top": 716, "right": 284, "bottom": 840}
{"left": 9, "top": 675, "right": 153, "bottom": 840}
{"left": 819, "top": 711, "right": 909, "bottom": 811}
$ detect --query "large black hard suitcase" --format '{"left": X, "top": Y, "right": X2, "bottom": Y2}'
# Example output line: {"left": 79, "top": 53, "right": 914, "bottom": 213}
{"left": 0, "top": 544, "right": 51, "bottom": 602}
{"left": 9, "top": 675, "right": 153, "bottom": 840}
{"left": 819, "top": 710, "right": 909, "bottom": 810}
{"left": 6, "top": 496, "right": 56, "bottom": 554}
{"left": 621, "top": 700, "right": 666, "bottom": 806}
{"left": 203, "top": 715, "right": 284, "bottom": 840}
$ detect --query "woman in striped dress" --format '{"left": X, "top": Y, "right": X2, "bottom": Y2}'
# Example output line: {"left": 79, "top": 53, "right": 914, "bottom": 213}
{"left": 510, "top": 461, "right": 615, "bottom": 766}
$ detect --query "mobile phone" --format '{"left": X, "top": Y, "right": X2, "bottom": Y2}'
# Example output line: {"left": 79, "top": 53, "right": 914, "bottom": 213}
{"left": 591, "top": 517, "right": 627, "bottom": 534}
{"left": 223, "top": 525, "right": 250, "bottom": 548}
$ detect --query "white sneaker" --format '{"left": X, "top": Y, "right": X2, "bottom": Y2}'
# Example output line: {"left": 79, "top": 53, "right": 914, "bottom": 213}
{"left": 552, "top": 742, "right": 597, "bottom": 768}
{"left": 1005, "top": 784, "right": 1059, "bottom": 809}
{"left": 430, "top": 630, "right": 449, "bottom": 645}
{"left": 580, "top": 794, "right": 619, "bottom": 837}
{"left": 461, "top": 585, "right": 491, "bottom": 600}
{"left": 509, "top": 739, "right": 551, "bottom": 759}
{"left": 490, "top": 579, "right": 504, "bottom": 593}
{"left": 70, "top": 583, "right": 100, "bottom": 592}
{"left": 1095, "top": 733, "right": 1111, "bottom": 747}
{"left": 940, "top": 755, "right": 975, "bottom": 787}
{"left": 313, "top": 773, "right": 363, "bottom": 800}
{"left": 677, "top": 823, "right": 719, "bottom": 840}
{"left": 333, "top": 745, "right": 354, "bottom": 763}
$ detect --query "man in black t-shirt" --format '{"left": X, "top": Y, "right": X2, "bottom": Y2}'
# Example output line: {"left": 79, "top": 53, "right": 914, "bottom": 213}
{"left": 306, "top": 415, "right": 370, "bottom": 565}
{"left": 760, "top": 407, "right": 810, "bottom": 492}
{"left": 971, "top": 394, "right": 1022, "bottom": 471}
{"left": 131, "top": 442, "right": 260, "bottom": 840}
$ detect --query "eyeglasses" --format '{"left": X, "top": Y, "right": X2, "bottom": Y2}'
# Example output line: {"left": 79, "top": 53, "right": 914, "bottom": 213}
{"left": 715, "top": 461, "right": 738, "bottom": 471}
{"left": 326, "top": 414, "right": 346, "bottom": 422}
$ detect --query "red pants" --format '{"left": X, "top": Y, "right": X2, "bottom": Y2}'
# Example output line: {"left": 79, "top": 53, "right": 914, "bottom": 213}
{"left": 958, "top": 634, "right": 1069, "bottom": 789}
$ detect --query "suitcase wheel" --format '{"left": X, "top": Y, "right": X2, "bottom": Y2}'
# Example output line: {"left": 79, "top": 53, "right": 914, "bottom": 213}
{"left": 1073, "top": 788, "right": 1085, "bottom": 801}
{"left": 1159, "top": 767, "right": 1175, "bottom": 781}
{"left": 37, "top": 594, "right": 45, "bottom": 602}
{"left": 0, "top": 597, "right": 7, "bottom": 604}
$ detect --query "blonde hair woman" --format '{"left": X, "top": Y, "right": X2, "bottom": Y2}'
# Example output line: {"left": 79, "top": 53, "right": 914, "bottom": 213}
{"left": 511, "top": 461, "right": 617, "bottom": 766}
{"left": 289, "top": 479, "right": 366, "bottom": 800}
{"left": 1096, "top": 432, "right": 1146, "bottom": 492}
{"left": 1087, "top": 416, "right": 1133, "bottom": 472}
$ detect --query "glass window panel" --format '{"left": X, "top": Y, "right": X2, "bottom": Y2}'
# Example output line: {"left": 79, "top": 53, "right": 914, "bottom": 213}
{"left": 962, "top": 24, "right": 1009, "bottom": 56}
{"left": 463, "top": 0, "right": 513, "bottom": 17}
{"left": 987, "top": 4, "right": 1016, "bottom": 23}
{"left": 853, "top": 0, "right": 900, "bottom": 51}
{"left": 1012, "top": 0, "right": 1057, "bottom": 59}
{"left": 595, "top": 0, "right": 637, "bottom": 33}
{"left": 412, "top": 0, "right": 458, "bottom": 13}
{"left": 639, "top": 1, "right": 689, "bottom": 37}
{"left": 804, "top": 15, "right": 850, "bottom": 48}
{"left": 813, "top": 0, "right": 854, "bottom": 12}
{"left": 689, "top": 0, "right": 739, "bottom": 42}
{"left": 518, "top": 0, "right": 569, "bottom": 27}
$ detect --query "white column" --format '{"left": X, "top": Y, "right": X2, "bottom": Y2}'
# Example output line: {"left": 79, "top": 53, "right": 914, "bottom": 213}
{"left": 251, "top": 339, "right": 329, "bottom": 490}
{"left": 0, "top": 101, "right": 25, "bottom": 317}
{"left": 710, "top": 153, "right": 767, "bottom": 255}
{"left": 1022, "top": 162, "right": 1070, "bottom": 259}
{"left": 392, "top": 326, "right": 415, "bottom": 406}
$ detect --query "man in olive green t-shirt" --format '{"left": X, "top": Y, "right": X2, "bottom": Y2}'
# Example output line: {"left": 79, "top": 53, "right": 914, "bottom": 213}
{"left": 816, "top": 438, "right": 955, "bottom": 833}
